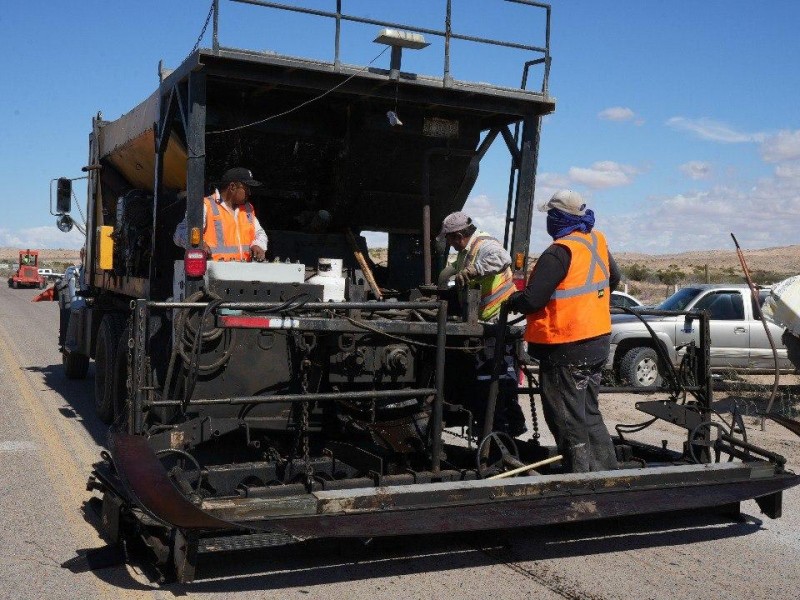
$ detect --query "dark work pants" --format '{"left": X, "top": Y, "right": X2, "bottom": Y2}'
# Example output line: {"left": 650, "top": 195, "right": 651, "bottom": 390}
{"left": 538, "top": 359, "right": 618, "bottom": 473}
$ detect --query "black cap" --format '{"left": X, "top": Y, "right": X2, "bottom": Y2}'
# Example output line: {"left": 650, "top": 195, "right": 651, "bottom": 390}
{"left": 218, "top": 167, "right": 262, "bottom": 187}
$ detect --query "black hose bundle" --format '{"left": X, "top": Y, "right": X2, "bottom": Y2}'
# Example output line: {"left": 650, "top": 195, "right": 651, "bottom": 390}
{"left": 163, "top": 290, "right": 234, "bottom": 409}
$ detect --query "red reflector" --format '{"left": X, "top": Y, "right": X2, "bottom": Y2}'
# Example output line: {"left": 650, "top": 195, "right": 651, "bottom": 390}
{"left": 513, "top": 277, "right": 525, "bottom": 291}
{"left": 184, "top": 249, "right": 207, "bottom": 278}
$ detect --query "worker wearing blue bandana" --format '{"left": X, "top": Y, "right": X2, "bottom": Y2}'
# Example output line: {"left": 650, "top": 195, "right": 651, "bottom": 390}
{"left": 506, "top": 190, "right": 620, "bottom": 473}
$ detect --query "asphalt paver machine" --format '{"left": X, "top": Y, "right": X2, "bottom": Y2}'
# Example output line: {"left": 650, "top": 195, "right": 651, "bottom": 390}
{"left": 53, "top": 1, "right": 800, "bottom": 583}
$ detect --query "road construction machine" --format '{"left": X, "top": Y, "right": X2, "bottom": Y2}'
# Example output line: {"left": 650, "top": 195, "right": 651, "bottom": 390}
{"left": 53, "top": 0, "right": 800, "bottom": 584}
{"left": 8, "top": 250, "right": 46, "bottom": 289}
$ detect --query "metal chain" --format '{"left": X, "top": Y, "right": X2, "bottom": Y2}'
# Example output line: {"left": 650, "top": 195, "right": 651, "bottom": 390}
{"left": 443, "top": 427, "right": 475, "bottom": 449}
{"left": 191, "top": 1, "right": 215, "bottom": 55}
{"left": 125, "top": 316, "right": 133, "bottom": 428}
{"left": 525, "top": 369, "right": 540, "bottom": 441}
{"left": 299, "top": 350, "right": 313, "bottom": 486}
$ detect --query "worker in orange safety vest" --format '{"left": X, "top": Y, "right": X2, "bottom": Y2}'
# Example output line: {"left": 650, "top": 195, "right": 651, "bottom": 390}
{"left": 174, "top": 167, "right": 268, "bottom": 262}
{"left": 506, "top": 190, "right": 621, "bottom": 473}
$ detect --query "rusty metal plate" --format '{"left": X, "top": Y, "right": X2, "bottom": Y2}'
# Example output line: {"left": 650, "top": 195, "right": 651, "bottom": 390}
{"left": 110, "top": 433, "right": 233, "bottom": 530}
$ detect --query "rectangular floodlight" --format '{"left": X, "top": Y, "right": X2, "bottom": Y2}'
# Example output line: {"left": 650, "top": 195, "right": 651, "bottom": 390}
{"left": 374, "top": 28, "right": 429, "bottom": 50}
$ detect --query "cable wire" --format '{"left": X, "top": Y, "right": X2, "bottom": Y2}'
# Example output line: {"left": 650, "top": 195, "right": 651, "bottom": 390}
{"left": 207, "top": 46, "right": 389, "bottom": 135}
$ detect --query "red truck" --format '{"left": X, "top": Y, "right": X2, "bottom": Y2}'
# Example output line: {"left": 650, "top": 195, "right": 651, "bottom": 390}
{"left": 8, "top": 250, "right": 46, "bottom": 289}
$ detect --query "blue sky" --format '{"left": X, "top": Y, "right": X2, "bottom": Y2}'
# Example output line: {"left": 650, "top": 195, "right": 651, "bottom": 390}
{"left": 1, "top": 1, "right": 799, "bottom": 255}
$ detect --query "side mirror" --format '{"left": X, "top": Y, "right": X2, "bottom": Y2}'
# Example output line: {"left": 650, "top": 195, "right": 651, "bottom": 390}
{"left": 56, "top": 177, "right": 72, "bottom": 214}
{"left": 56, "top": 214, "right": 74, "bottom": 233}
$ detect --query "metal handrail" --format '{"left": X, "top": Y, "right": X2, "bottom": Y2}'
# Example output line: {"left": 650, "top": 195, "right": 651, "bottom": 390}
{"left": 213, "top": 0, "right": 551, "bottom": 92}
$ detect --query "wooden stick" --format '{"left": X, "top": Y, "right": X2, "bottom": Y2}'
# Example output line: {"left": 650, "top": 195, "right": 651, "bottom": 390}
{"left": 486, "top": 454, "right": 563, "bottom": 479}
{"left": 346, "top": 228, "right": 383, "bottom": 301}
{"left": 731, "top": 232, "right": 779, "bottom": 430}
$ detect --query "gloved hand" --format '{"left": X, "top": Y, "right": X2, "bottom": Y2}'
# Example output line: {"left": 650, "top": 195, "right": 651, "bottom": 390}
{"left": 505, "top": 290, "right": 523, "bottom": 313}
{"left": 454, "top": 265, "right": 479, "bottom": 287}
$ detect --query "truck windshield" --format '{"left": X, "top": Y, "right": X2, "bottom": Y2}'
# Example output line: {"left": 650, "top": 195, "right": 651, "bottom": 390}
{"left": 657, "top": 287, "right": 702, "bottom": 311}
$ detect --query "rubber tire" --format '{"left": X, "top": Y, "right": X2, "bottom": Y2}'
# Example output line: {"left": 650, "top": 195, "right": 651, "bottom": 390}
{"left": 63, "top": 351, "right": 90, "bottom": 380}
{"left": 95, "top": 314, "right": 126, "bottom": 424}
{"left": 111, "top": 326, "right": 130, "bottom": 428}
{"left": 619, "top": 346, "right": 662, "bottom": 388}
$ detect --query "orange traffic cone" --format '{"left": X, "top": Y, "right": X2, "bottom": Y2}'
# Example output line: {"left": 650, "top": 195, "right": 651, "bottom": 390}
{"left": 32, "top": 286, "right": 56, "bottom": 302}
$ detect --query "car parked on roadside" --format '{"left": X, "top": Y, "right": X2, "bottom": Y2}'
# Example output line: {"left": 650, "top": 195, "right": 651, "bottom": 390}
{"left": 607, "top": 284, "right": 790, "bottom": 387}
{"left": 610, "top": 290, "right": 642, "bottom": 309}
{"left": 37, "top": 268, "right": 61, "bottom": 281}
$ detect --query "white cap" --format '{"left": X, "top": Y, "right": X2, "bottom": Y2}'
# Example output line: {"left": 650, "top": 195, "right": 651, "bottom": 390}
{"left": 538, "top": 189, "right": 586, "bottom": 216}
{"left": 436, "top": 211, "right": 472, "bottom": 241}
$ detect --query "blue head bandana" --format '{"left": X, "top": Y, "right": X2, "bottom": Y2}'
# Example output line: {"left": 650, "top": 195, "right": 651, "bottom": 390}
{"left": 546, "top": 208, "right": 595, "bottom": 240}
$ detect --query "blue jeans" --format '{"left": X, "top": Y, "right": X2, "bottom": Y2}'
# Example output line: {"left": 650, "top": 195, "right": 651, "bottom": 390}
{"left": 538, "top": 359, "right": 617, "bottom": 473}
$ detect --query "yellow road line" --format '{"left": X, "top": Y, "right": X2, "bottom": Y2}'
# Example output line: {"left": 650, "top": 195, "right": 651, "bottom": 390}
{"left": 0, "top": 322, "right": 155, "bottom": 599}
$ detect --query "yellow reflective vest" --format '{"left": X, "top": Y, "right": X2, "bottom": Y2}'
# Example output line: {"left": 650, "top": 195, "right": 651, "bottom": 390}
{"left": 455, "top": 231, "right": 516, "bottom": 321}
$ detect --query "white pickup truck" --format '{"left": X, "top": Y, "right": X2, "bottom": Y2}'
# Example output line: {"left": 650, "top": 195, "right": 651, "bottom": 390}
{"left": 37, "top": 268, "right": 60, "bottom": 281}
{"left": 607, "top": 284, "right": 790, "bottom": 387}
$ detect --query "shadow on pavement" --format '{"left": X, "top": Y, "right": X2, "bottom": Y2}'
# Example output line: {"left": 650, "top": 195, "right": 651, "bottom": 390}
{"left": 26, "top": 362, "right": 110, "bottom": 448}
{"left": 150, "top": 510, "right": 763, "bottom": 593}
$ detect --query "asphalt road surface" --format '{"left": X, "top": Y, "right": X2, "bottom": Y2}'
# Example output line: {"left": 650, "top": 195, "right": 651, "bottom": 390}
{"left": 1, "top": 282, "right": 799, "bottom": 599}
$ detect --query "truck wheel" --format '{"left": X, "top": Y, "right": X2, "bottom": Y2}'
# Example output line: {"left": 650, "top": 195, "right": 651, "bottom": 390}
{"left": 95, "top": 314, "right": 126, "bottom": 424}
{"left": 63, "top": 351, "right": 90, "bottom": 380}
{"left": 619, "top": 346, "right": 662, "bottom": 388}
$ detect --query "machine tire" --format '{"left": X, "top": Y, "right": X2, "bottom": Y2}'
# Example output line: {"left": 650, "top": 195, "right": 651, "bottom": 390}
{"left": 63, "top": 351, "right": 90, "bottom": 380}
{"left": 95, "top": 314, "right": 126, "bottom": 424}
{"left": 619, "top": 346, "right": 662, "bottom": 388}
{"left": 112, "top": 326, "right": 131, "bottom": 428}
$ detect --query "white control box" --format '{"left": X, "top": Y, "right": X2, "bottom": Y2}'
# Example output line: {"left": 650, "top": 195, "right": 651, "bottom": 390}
{"left": 173, "top": 260, "right": 305, "bottom": 301}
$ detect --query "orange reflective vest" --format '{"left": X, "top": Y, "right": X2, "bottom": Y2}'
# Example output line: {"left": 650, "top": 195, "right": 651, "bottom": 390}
{"left": 203, "top": 196, "right": 256, "bottom": 261}
{"left": 525, "top": 230, "right": 611, "bottom": 344}
{"left": 455, "top": 231, "right": 516, "bottom": 321}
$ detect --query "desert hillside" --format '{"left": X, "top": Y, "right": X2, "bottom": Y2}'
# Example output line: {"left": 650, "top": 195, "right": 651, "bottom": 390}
{"left": 614, "top": 245, "right": 800, "bottom": 276}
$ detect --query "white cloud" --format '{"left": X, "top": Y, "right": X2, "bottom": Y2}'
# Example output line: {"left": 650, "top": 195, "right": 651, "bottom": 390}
{"left": 568, "top": 161, "right": 640, "bottom": 189}
{"left": 462, "top": 194, "right": 508, "bottom": 242}
{"left": 666, "top": 117, "right": 765, "bottom": 143}
{"left": 598, "top": 106, "right": 638, "bottom": 123}
{"left": 679, "top": 161, "right": 712, "bottom": 180}
{"left": 775, "top": 162, "right": 800, "bottom": 179}
{"left": 760, "top": 130, "right": 800, "bottom": 163}
{"left": 0, "top": 226, "right": 84, "bottom": 249}
{"left": 598, "top": 169, "right": 800, "bottom": 252}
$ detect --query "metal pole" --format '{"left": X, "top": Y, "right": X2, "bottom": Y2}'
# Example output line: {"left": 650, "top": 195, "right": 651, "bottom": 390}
{"left": 422, "top": 203, "right": 432, "bottom": 285}
{"left": 443, "top": 0, "right": 453, "bottom": 86}
{"left": 482, "top": 304, "right": 509, "bottom": 443}
{"left": 148, "top": 387, "right": 438, "bottom": 407}
{"left": 431, "top": 300, "right": 447, "bottom": 475}
{"left": 334, "top": 0, "right": 342, "bottom": 69}
{"left": 212, "top": 0, "right": 220, "bottom": 52}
